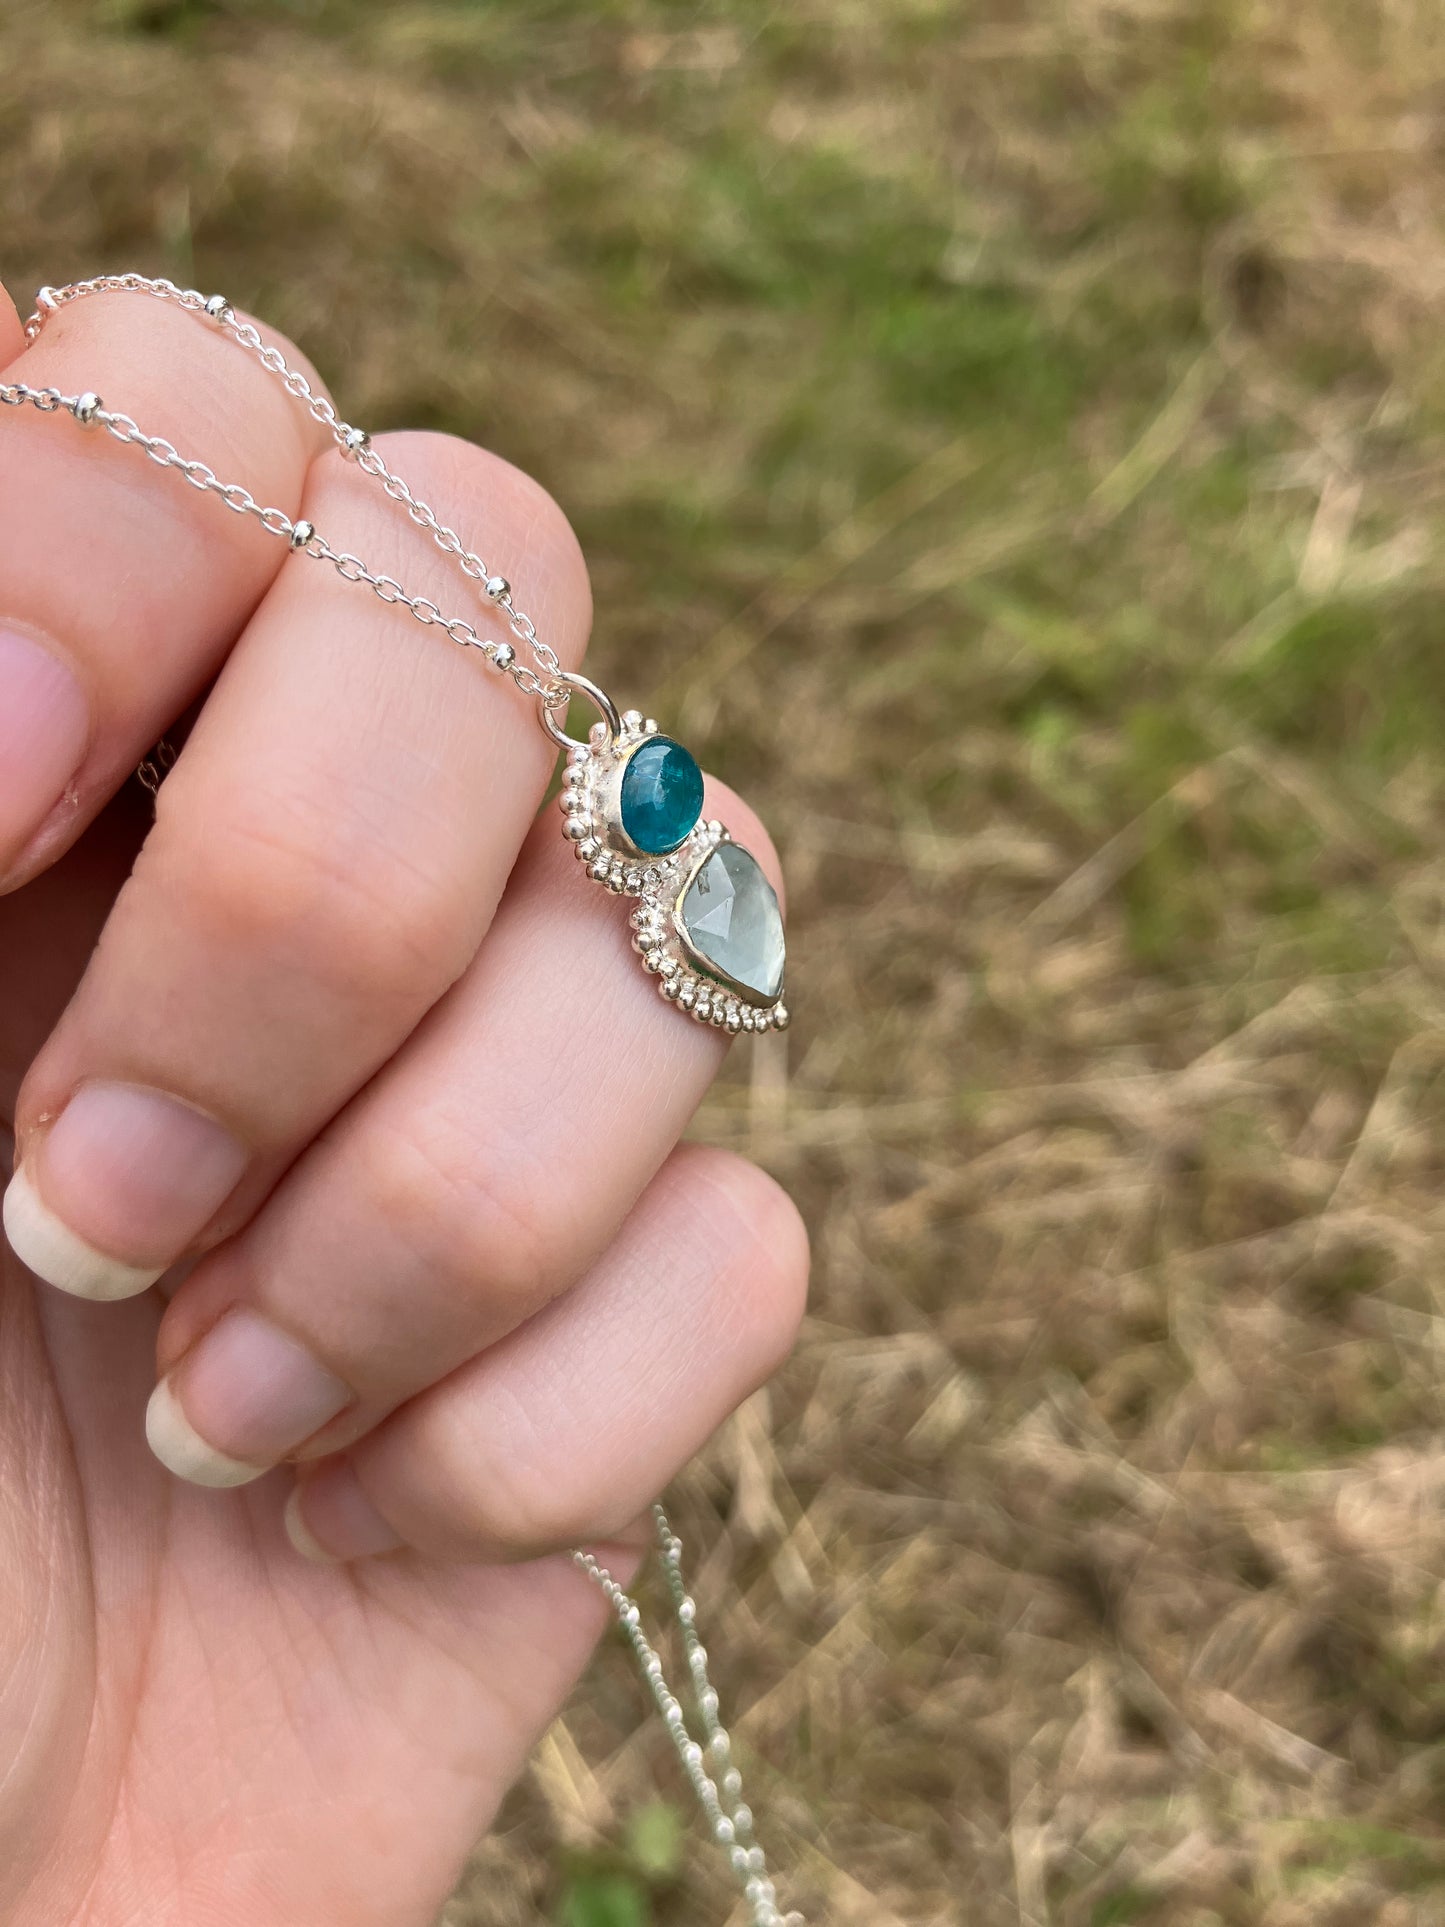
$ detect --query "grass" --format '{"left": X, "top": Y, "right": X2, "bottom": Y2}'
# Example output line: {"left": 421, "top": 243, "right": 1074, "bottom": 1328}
{"left": 7, "top": 0, "right": 1445, "bottom": 1920}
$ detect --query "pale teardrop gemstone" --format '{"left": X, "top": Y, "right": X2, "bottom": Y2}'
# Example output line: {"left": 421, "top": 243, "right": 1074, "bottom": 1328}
{"left": 677, "top": 843, "right": 785, "bottom": 1003}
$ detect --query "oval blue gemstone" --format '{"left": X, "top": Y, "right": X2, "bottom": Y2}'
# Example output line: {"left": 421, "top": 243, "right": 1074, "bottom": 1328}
{"left": 619, "top": 737, "right": 704, "bottom": 855}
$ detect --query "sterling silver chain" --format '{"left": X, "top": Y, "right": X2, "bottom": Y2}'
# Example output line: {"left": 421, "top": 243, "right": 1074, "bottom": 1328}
{"left": 9, "top": 273, "right": 572, "bottom": 717}
{"left": 3, "top": 275, "right": 800, "bottom": 1927}
{"left": 577, "top": 1510, "right": 802, "bottom": 1927}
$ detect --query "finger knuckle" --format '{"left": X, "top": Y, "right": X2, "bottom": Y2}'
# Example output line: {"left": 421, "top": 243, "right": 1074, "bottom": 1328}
{"left": 165, "top": 785, "right": 472, "bottom": 1015}
{"left": 357, "top": 1113, "right": 554, "bottom": 1322}
{"left": 415, "top": 1388, "right": 612, "bottom": 1560}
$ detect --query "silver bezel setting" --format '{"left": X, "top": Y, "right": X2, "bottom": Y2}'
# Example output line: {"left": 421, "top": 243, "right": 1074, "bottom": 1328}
{"left": 579, "top": 714, "right": 686, "bottom": 863}
{"left": 558, "top": 723, "right": 789, "bottom": 1033}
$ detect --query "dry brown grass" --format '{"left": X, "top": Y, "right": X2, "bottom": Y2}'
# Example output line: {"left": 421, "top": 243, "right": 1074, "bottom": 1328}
{"left": 8, "top": 1, "right": 1445, "bottom": 1921}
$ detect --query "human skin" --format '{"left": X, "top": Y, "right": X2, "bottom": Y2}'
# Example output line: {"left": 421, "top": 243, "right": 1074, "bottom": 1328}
{"left": 0, "top": 279, "right": 807, "bottom": 1925}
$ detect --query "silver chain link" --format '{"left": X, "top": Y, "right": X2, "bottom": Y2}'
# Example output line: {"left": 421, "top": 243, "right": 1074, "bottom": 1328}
{"left": 14, "top": 274, "right": 568, "bottom": 712}
{"left": 6, "top": 275, "right": 798, "bottom": 1926}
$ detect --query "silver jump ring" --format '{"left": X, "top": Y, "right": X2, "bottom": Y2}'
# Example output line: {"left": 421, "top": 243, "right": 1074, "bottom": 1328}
{"left": 539, "top": 669, "right": 623, "bottom": 751}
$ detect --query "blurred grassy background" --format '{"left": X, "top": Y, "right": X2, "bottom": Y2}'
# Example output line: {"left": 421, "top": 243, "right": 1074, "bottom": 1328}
{"left": 7, "top": 1, "right": 1445, "bottom": 1921}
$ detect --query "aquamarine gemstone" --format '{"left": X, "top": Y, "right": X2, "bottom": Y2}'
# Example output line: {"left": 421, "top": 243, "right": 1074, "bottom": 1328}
{"left": 619, "top": 737, "right": 704, "bottom": 855}
{"left": 677, "top": 842, "right": 785, "bottom": 1003}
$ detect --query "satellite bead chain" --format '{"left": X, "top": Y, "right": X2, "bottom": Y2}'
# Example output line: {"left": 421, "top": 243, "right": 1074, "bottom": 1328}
{"left": 577, "top": 1510, "right": 804, "bottom": 1927}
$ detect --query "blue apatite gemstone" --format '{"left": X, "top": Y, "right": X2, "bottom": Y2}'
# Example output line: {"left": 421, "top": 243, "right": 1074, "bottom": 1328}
{"left": 619, "top": 736, "right": 704, "bottom": 854}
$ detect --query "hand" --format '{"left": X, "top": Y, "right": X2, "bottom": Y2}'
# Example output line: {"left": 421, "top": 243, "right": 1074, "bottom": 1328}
{"left": 0, "top": 281, "right": 807, "bottom": 1925}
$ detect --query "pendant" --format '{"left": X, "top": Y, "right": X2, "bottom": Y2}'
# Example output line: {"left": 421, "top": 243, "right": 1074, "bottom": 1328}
{"left": 548, "top": 678, "right": 789, "bottom": 1034}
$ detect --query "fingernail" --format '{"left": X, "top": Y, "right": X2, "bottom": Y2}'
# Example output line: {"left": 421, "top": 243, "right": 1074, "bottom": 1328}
{"left": 4, "top": 1083, "right": 247, "bottom": 1299}
{"left": 3, "top": 1165, "right": 160, "bottom": 1301}
{"left": 283, "top": 1486, "right": 337, "bottom": 1563}
{"left": 0, "top": 628, "right": 89, "bottom": 871}
{"left": 145, "top": 1378, "right": 262, "bottom": 1488}
{"left": 286, "top": 1463, "right": 403, "bottom": 1564}
{"left": 149, "top": 1308, "right": 352, "bottom": 1486}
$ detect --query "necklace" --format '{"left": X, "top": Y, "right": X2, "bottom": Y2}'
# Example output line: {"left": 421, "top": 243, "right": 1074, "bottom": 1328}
{"left": 12, "top": 274, "right": 790, "bottom": 1039}
{"left": 3, "top": 275, "right": 801, "bottom": 1927}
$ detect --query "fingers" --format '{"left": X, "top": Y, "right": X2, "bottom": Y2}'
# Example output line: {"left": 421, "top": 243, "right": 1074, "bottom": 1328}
{"left": 5, "top": 430, "right": 590, "bottom": 1301}
{"left": 142, "top": 777, "right": 780, "bottom": 1484}
{"left": 0, "top": 286, "right": 329, "bottom": 886}
{"left": 0, "top": 281, "right": 23, "bottom": 363}
{"left": 285, "top": 1146, "right": 809, "bottom": 1563}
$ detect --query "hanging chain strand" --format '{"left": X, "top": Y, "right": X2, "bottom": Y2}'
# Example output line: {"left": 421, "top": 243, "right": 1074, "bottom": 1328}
{"left": 5, "top": 276, "right": 800, "bottom": 1925}
{"left": 577, "top": 1508, "right": 803, "bottom": 1927}
{"left": 10, "top": 273, "right": 568, "bottom": 715}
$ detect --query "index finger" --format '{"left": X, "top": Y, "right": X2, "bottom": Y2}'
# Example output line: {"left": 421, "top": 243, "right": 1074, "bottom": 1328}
{"left": 0, "top": 278, "right": 331, "bottom": 887}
